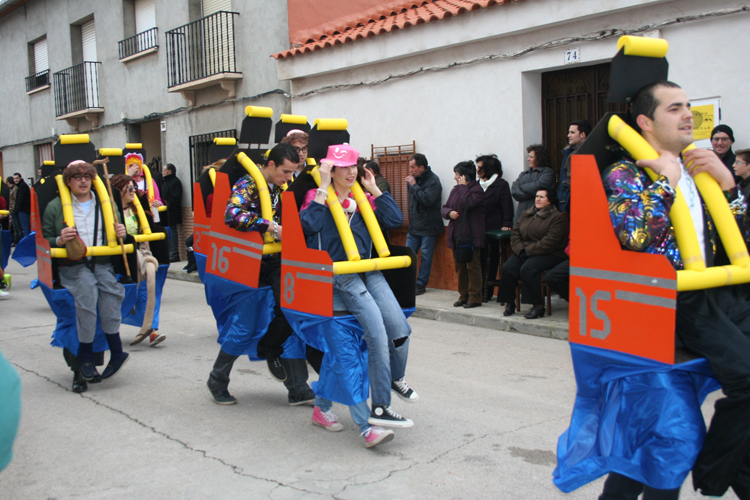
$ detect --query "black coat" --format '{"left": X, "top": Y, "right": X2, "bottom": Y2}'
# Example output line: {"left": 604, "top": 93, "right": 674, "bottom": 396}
{"left": 13, "top": 179, "right": 30, "bottom": 215}
{"left": 441, "top": 181, "right": 485, "bottom": 249}
{"left": 483, "top": 176, "right": 513, "bottom": 230}
{"left": 408, "top": 166, "right": 444, "bottom": 236}
{"left": 161, "top": 174, "right": 183, "bottom": 225}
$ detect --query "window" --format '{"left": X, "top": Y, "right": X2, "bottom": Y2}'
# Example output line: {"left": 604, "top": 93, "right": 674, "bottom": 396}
{"left": 36, "top": 143, "right": 54, "bottom": 166}
{"left": 26, "top": 36, "right": 50, "bottom": 93}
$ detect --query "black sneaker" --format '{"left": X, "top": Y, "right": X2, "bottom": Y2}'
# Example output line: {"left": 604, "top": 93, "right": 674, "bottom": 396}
{"left": 391, "top": 378, "right": 419, "bottom": 402}
{"left": 415, "top": 285, "right": 426, "bottom": 296}
{"left": 267, "top": 357, "right": 287, "bottom": 382}
{"left": 210, "top": 389, "right": 237, "bottom": 405}
{"left": 368, "top": 405, "right": 414, "bottom": 428}
{"left": 288, "top": 388, "right": 316, "bottom": 406}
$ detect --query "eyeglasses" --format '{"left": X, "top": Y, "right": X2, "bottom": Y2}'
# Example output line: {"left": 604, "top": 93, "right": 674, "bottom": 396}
{"left": 294, "top": 146, "right": 308, "bottom": 154}
{"left": 735, "top": 161, "right": 748, "bottom": 166}
{"left": 71, "top": 174, "right": 93, "bottom": 181}
{"left": 712, "top": 137, "right": 732, "bottom": 143}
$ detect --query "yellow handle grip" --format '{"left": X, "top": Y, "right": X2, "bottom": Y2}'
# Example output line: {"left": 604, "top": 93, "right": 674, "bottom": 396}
{"left": 310, "top": 167, "right": 361, "bottom": 261}
{"left": 99, "top": 148, "right": 123, "bottom": 156}
{"left": 262, "top": 243, "right": 282, "bottom": 255}
{"left": 208, "top": 168, "right": 216, "bottom": 187}
{"left": 608, "top": 115, "right": 706, "bottom": 271}
{"left": 245, "top": 106, "right": 273, "bottom": 118}
{"left": 214, "top": 137, "right": 237, "bottom": 146}
{"left": 43, "top": 160, "right": 55, "bottom": 166}
{"left": 133, "top": 233, "right": 166, "bottom": 243}
{"left": 350, "top": 182, "right": 390, "bottom": 258}
{"left": 333, "top": 256, "right": 411, "bottom": 275}
{"left": 617, "top": 36, "right": 669, "bottom": 58}
{"left": 237, "top": 152, "right": 275, "bottom": 244}
{"left": 281, "top": 114, "right": 308, "bottom": 124}
{"left": 125, "top": 143, "right": 143, "bottom": 149}
{"left": 0, "top": 210, "right": 9, "bottom": 216}
{"left": 313, "top": 118, "right": 348, "bottom": 130}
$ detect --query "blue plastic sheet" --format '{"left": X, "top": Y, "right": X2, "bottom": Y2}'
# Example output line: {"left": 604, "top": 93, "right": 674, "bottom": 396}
{"left": 33, "top": 278, "right": 141, "bottom": 355}
{"left": 553, "top": 343, "right": 720, "bottom": 492}
{"left": 121, "top": 264, "right": 168, "bottom": 330}
{"left": 11, "top": 232, "right": 36, "bottom": 268}
{"left": 201, "top": 264, "right": 305, "bottom": 360}
{"left": 1, "top": 230, "right": 10, "bottom": 269}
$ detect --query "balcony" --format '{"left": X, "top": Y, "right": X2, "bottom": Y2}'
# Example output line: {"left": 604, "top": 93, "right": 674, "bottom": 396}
{"left": 53, "top": 62, "right": 103, "bottom": 129}
{"left": 25, "top": 69, "right": 50, "bottom": 94}
{"left": 119, "top": 27, "right": 159, "bottom": 62}
{"left": 165, "top": 11, "right": 241, "bottom": 106}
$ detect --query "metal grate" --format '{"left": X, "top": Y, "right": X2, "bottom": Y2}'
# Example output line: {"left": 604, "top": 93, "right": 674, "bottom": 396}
{"left": 189, "top": 129, "right": 236, "bottom": 188}
{"left": 165, "top": 11, "right": 239, "bottom": 88}
{"left": 119, "top": 27, "right": 159, "bottom": 60}
{"left": 372, "top": 141, "right": 415, "bottom": 229}
{"left": 53, "top": 62, "right": 101, "bottom": 117}
{"left": 25, "top": 69, "right": 50, "bottom": 92}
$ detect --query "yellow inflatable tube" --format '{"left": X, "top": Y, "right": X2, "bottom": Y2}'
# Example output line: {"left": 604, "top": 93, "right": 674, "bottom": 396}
{"left": 214, "top": 137, "right": 236, "bottom": 146}
{"left": 55, "top": 175, "right": 76, "bottom": 228}
{"left": 133, "top": 233, "right": 166, "bottom": 243}
{"left": 208, "top": 167, "right": 216, "bottom": 187}
{"left": 130, "top": 194, "right": 153, "bottom": 235}
{"left": 313, "top": 118, "right": 348, "bottom": 131}
{"left": 350, "top": 182, "right": 390, "bottom": 258}
{"left": 333, "top": 256, "right": 411, "bottom": 275}
{"left": 60, "top": 134, "right": 90, "bottom": 145}
{"left": 50, "top": 244, "right": 135, "bottom": 259}
{"left": 683, "top": 144, "right": 750, "bottom": 267}
{"left": 245, "top": 106, "right": 273, "bottom": 118}
{"left": 281, "top": 114, "right": 307, "bottom": 124}
{"left": 99, "top": 148, "right": 122, "bottom": 156}
{"left": 608, "top": 115, "right": 706, "bottom": 271}
{"left": 92, "top": 176, "right": 118, "bottom": 247}
{"left": 617, "top": 36, "right": 669, "bottom": 58}
{"left": 0, "top": 210, "right": 9, "bottom": 216}
{"left": 678, "top": 265, "right": 750, "bottom": 291}
{"left": 310, "top": 167, "right": 361, "bottom": 262}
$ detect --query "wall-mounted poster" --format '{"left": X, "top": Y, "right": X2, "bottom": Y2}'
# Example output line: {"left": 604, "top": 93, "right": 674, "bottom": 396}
{"left": 690, "top": 97, "right": 721, "bottom": 149}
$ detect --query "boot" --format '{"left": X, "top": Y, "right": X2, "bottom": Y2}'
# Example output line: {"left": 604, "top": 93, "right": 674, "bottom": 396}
{"left": 72, "top": 371, "right": 87, "bottom": 393}
{"left": 185, "top": 249, "right": 197, "bottom": 273}
{"left": 281, "top": 358, "right": 315, "bottom": 406}
{"left": 524, "top": 305, "right": 545, "bottom": 319}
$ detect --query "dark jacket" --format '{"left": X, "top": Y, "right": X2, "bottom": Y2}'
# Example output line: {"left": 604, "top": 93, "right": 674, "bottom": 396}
{"left": 13, "top": 179, "right": 30, "bottom": 215}
{"left": 557, "top": 144, "right": 579, "bottom": 213}
{"left": 161, "top": 173, "right": 183, "bottom": 225}
{"left": 441, "top": 181, "right": 485, "bottom": 249}
{"left": 740, "top": 176, "right": 750, "bottom": 203}
{"left": 408, "top": 166, "right": 444, "bottom": 236}
{"left": 482, "top": 176, "right": 513, "bottom": 230}
{"left": 511, "top": 166, "right": 555, "bottom": 224}
{"left": 510, "top": 204, "right": 568, "bottom": 258}
{"left": 375, "top": 174, "right": 391, "bottom": 194}
{"left": 718, "top": 149, "right": 737, "bottom": 182}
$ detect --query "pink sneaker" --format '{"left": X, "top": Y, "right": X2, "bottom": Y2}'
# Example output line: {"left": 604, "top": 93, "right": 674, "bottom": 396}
{"left": 363, "top": 426, "right": 394, "bottom": 448}
{"left": 312, "top": 406, "right": 343, "bottom": 432}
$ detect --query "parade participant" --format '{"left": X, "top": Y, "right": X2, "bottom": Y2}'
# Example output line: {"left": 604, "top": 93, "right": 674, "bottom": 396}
{"left": 280, "top": 130, "right": 309, "bottom": 178}
{"left": 185, "top": 160, "right": 224, "bottom": 274}
{"left": 42, "top": 161, "right": 129, "bottom": 389}
{"left": 207, "top": 143, "right": 313, "bottom": 404}
{"left": 125, "top": 153, "right": 163, "bottom": 218}
{"left": 600, "top": 81, "right": 750, "bottom": 499}
{"left": 111, "top": 174, "right": 166, "bottom": 347}
{"left": 299, "top": 144, "right": 417, "bottom": 447}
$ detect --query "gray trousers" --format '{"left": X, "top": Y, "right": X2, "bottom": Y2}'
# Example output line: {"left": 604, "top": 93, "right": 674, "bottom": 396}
{"left": 58, "top": 262, "right": 125, "bottom": 343}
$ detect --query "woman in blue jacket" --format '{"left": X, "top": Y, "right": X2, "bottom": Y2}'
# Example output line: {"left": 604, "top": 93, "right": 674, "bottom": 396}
{"left": 299, "top": 144, "right": 417, "bottom": 448}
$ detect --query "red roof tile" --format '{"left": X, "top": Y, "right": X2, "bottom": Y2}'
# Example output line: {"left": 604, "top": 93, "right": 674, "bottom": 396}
{"left": 273, "top": 0, "right": 517, "bottom": 60}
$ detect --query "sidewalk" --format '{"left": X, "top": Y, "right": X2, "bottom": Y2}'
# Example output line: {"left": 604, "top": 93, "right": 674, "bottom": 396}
{"left": 166, "top": 262, "right": 570, "bottom": 340}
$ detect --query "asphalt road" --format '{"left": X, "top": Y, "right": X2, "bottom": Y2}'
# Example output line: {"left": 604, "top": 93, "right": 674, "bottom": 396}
{"left": 0, "top": 260, "right": 734, "bottom": 499}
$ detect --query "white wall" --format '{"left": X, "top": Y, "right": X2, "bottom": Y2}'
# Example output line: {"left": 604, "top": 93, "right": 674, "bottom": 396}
{"left": 277, "top": 0, "right": 750, "bottom": 210}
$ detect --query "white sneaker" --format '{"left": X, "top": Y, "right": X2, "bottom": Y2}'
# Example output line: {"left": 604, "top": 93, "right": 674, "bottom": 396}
{"left": 0, "top": 290, "right": 9, "bottom": 299}
{"left": 392, "top": 378, "right": 419, "bottom": 402}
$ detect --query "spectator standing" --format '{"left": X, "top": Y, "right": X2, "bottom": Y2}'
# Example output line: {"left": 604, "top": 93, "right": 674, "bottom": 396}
{"left": 6, "top": 178, "right": 19, "bottom": 244}
{"left": 442, "top": 161, "right": 485, "bottom": 309}
{"left": 711, "top": 124, "right": 736, "bottom": 178}
{"left": 557, "top": 119, "right": 592, "bottom": 213}
{"left": 475, "top": 154, "right": 513, "bottom": 301}
{"left": 367, "top": 161, "right": 391, "bottom": 194}
{"left": 12, "top": 173, "right": 30, "bottom": 238}
{"left": 511, "top": 145, "right": 555, "bottom": 224}
{"left": 733, "top": 149, "right": 750, "bottom": 201}
{"left": 161, "top": 163, "right": 183, "bottom": 262}
{"left": 405, "top": 153, "right": 444, "bottom": 295}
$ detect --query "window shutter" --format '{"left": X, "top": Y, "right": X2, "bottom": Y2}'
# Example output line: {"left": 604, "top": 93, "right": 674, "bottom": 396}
{"left": 202, "top": 0, "right": 231, "bottom": 17}
{"left": 135, "top": 0, "right": 156, "bottom": 33}
{"left": 34, "top": 38, "right": 48, "bottom": 74}
{"left": 82, "top": 20, "right": 96, "bottom": 62}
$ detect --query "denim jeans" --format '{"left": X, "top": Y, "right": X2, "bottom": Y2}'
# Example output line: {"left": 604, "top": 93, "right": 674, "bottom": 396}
{"left": 406, "top": 234, "right": 436, "bottom": 288}
{"left": 333, "top": 271, "right": 411, "bottom": 408}
{"left": 17, "top": 212, "right": 30, "bottom": 238}
{"left": 315, "top": 396, "right": 371, "bottom": 434}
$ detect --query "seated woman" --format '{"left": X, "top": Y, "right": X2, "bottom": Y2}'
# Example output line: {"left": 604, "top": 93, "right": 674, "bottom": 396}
{"left": 497, "top": 188, "right": 568, "bottom": 319}
{"left": 441, "top": 160, "right": 485, "bottom": 309}
{"left": 111, "top": 174, "right": 166, "bottom": 346}
{"left": 299, "top": 144, "right": 417, "bottom": 448}
{"left": 475, "top": 154, "right": 513, "bottom": 301}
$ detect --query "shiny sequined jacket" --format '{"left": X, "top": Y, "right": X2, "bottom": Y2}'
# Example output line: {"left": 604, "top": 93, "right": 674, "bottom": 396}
{"left": 224, "top": 174, "right": 282, "bottom": 233}
{"left": 602, "top": 159, "right": 748, "bottom": 270}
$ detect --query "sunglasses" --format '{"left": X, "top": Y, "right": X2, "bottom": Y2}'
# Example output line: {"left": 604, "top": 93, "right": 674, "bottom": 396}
{"left": 71, "top": 174, "right": 93, "bottom": 181}
{"left": 125, "top": 186, "right": 136, "bottom": 192}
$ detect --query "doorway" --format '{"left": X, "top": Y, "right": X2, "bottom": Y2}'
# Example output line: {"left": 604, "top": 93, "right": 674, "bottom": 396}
{"left": 541, "top": 63, "right": 624, "bottom": 180}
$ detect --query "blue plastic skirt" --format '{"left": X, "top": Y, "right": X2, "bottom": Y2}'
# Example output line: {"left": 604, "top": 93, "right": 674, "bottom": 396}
{"left": 197, "top": 252, "right": 305, "bottom": 360}
{"left": 553, "top": 343, "right": 720, "bottom": 492}
{"left": 10, "top": 231, "right": 36, "bottom": 268}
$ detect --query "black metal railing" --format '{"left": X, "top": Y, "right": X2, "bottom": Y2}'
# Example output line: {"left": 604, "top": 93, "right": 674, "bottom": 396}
{"left": 189, "top": 129, "right": 236, "bottom": 187}
{"left": 119, "top": 27, "right": 159, "bottom": 60}
{"left": 25, "top": 69, "right": 50, "bottom": 92}
{"left": 53, "top": 62, "right": 102, "bottom": 117}
{"left": 166, "top": 11, "right": 239, "bottom": 88}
